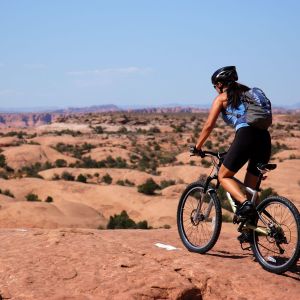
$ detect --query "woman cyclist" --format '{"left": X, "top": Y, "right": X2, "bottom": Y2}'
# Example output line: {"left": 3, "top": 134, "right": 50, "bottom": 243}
{"left": 194, "top": 66, "right": 271, "bottom": 225}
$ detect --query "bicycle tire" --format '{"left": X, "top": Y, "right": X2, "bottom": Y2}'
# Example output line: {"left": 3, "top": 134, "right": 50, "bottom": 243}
{"left": 251, "top": 196, "right": 300, "bottom": 274}
{"left": 177, "top": 181, "right": 222, "bottom": 254}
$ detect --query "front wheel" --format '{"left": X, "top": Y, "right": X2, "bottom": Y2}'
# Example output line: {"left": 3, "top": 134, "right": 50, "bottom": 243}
{"left": 177, "top": 182, "right": 222, "bottom": 254}
{"left": 251, "top": 196, "right": 300, "bottom": 274}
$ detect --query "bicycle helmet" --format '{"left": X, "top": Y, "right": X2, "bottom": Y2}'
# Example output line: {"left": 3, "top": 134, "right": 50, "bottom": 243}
{"left": 211, "top": 66, "right": 238, "bottom": 85}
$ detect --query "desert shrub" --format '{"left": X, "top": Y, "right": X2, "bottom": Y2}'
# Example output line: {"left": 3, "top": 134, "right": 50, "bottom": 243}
{"left": 0, "top": 172, "right": 8, "bottom": 179}
{"left": 260, "top": 187, "right": 278, "bottom": 201}
{"left": 102, "top": 173, "right": 112, "bottom": 184}
{"left": 138, "top": 178, "right": 160, "bottom": 195}
{"left": 160, "top": 179, "right": 176, "bottom": 189}
{"left": 158, "top": 153, "right": 177, "bottom": 165}
{"left": 190, "top": 160, "right": 196, "bottom": 166}
{"left": 162, "top": 224, "right": 171, "bottom": 229}
{"left": 118, "top": 126, "right": 128, "bottom": 134}
{"left": 116, "top": 180, "right": 125, "bottom": 186}
{"left": 107, "top": 210, "right": 149, "bottom": 229}
{"left": 54, "top": 142, "right": 95, "bottom": 159}
{"left": 45, "top": 196, "right": 53, "bottom": 203}
{"left": 205, "top": 140, "right": 213, "bottom": 150}
{"left": 0, "top": 154, "right": 6, "bottom": 168}
{"left": 0, "top": 189, "right": 15, "bottom": 198}
{"left": 53, "top": 129, "right": 82, "bottom": 137}
{"left": 26, "top": 193, "right": 41, "bottom": 202}
{"left": 105, "top": 156, "right": 127, "bottom": 168}
{"left": 125, "top": 179, "right": 135, "bottom": 186}
{"left": 271, "top": 142, "right": 289, "bottom": 157}
{"left": 148, "top": 126, "right": 161, "bottom": 134}
{"left": 94, "top": 126, "right": 104, "bottom": 134}
{"left": 136, "top": 220, "right": 149, "bottom": 229}
{"left": 61, "top": 171, "right": 75, "bottom": 181}
{"left": 77, "top": 174, "right": 87, "bottom": 183}
{"left": 21, "top": 162, "right": 44, "bottom": 178}
{"left": 55, "top": 159, "right": 67, "bottom": 168}
{"left": 201, "top": 159, "right": 212, "bottom": 168}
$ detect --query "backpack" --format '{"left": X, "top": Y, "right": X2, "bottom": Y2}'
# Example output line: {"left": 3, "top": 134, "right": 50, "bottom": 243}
{"left": 242, "top": 87, "right": 272, "bottom": 130}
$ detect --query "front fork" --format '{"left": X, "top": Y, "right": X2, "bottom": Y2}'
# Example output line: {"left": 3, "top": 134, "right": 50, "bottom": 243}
{"left": 193, "top": 189, "right": 215, "bottom": 223}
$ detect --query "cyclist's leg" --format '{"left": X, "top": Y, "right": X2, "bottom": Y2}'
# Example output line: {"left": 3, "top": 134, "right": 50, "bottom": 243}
{"left": 245, "top": 128, "right": 271, "bottom": 203}
{"left": 219, "top": 127, "right": 253, "bottom": 204}
{"left": 219, "top": 165, "right": 246, "bottom": 202}
{"left": 244, "top": 171, "right": 259, "bottom": 200}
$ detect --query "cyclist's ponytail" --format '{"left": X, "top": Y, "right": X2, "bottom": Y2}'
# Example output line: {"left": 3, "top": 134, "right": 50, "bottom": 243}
{"left": 227, "top": 82, "right": 250, "bottom": 109}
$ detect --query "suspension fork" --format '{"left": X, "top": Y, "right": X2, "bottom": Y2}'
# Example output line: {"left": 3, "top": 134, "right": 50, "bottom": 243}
{"left": 193, "top": 177, "right": 216, "bottom": 221}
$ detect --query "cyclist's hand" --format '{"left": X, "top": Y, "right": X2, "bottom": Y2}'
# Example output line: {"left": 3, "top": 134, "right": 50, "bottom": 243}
{"left": 189, "top": 145, "right": 204, "bottom": 157}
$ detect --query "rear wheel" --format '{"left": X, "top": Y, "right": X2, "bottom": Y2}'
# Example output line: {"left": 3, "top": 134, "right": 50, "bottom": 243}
{"left": 177, "top": 182, "right": 222, "bottom": 253}
{"left": 251, "top": 196, "right": 300, "bottom": 274}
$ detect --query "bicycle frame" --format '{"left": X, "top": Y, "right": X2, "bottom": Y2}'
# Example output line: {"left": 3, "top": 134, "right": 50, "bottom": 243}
{"left": 196, "top": 151, "right": 270, "bottom": 237}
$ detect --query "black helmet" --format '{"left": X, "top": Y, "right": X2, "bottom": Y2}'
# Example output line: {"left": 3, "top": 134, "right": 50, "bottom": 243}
{"left": 211, "top": 66, "right": 238, "bottom": 85}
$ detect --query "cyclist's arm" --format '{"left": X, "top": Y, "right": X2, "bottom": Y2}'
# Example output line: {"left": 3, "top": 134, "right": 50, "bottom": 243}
{"left": 196, "top": 95, "right": 225, "bottom": 150}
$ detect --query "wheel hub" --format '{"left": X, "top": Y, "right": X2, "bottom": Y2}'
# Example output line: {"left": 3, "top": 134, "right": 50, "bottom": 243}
{"left": 191, "top": 209, "right": 205, "bottom": 225}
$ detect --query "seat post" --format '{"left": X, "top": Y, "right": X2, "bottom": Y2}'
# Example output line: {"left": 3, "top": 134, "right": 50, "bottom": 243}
{"left": 255, "top": 173, "right": 264, "bottom": 191}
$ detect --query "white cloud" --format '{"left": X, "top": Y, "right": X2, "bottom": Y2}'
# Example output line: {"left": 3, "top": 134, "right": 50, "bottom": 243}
{"left": 67, "top": 66, "right": 152, "bottom": 76}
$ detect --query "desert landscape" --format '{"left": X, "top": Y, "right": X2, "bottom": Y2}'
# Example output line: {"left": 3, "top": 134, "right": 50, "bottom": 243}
{"left": 0, "top": 109, "right": 299, "bottom": 299}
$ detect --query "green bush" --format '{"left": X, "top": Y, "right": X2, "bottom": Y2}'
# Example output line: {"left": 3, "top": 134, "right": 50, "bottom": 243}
{"left": 102, "top": 173, "right": 112, "bottom": 184}
{"left": 138, "top": 178, "right": 160, "bottom": 195}
{"left": 107, "top": 210, "right": 149, "bottom": 229}
{"left": 26, "top": 193, "right": 41, "bottom": 202}
{"left": 0, "top": 154, "right": 6, "bottom": 168}
{"left": 94, "top": 126, "right": 104, "bottom": 134}
{"left": 260, "top": 187, "right": 278, "bottom": 201}
{"left": 55, "top": 159, "right": 67, "bottom": 168}
{"left": 0, "top": 189, "right": 15, "bottom": 198}
{"left": 45, "top": 196, "right": 53, "bottom": 203}
{"left": 160, "top": 179, "right": 176, "bottom": 189}
{"left": 21, "top": 162, "right": 45, "bottom": 178}
{"left": 61, "top": 171, "right": 75, "bottom": 181}
{"left": 116, "top": 179, "right": 125, "bottom": 186}
{"left": 125, "top": 179, "right": 135, "bottom": 186}
{"left": 77, "top": 174, "right": 87, "bottom": 183}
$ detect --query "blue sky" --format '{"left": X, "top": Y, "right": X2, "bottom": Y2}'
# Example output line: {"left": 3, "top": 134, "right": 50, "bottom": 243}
{"left": 0, "top": 0, "right": 299, "bottom": 109}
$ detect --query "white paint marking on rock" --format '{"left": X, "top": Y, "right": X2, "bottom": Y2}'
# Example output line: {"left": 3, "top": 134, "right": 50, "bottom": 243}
{"left": 155, "top": 243, "right": 178, "bottom": 251}
{"left": 14, "top": 229, "right": 28, "bottom": 232}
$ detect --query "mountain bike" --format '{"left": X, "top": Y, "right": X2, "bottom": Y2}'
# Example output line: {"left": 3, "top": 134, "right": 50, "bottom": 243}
{"left": 177, "top": 149, "right": 300, "bottom": 274}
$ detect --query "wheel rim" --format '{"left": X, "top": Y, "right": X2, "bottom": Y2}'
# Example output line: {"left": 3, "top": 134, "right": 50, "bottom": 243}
{"left": 181, "top": 187, "right": 217, "bottom": 249}
{"left": 254, "top": 201, "right": 299, "bottom": 268}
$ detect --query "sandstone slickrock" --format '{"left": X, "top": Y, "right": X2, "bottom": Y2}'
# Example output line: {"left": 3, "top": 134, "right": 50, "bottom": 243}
{"left": 0, "top": 225, "right": 299, "bottom": 299}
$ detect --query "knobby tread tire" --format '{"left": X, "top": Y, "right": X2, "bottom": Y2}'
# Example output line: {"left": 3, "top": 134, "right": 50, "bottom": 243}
{"left": 251, "top": 196, "right": 300, "bottom": 274}
{"left": 177, "top": 181, "right": 222, "bottom": 254}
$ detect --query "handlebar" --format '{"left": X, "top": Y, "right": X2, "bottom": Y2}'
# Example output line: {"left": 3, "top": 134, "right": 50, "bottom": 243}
{"left": 189, "top": 145, "right": 227, "bottom": 161}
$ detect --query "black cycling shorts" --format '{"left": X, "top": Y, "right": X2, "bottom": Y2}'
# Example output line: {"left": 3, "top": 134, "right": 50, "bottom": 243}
{"left": 222, "top": 126, "right": 271, "bottom": 177}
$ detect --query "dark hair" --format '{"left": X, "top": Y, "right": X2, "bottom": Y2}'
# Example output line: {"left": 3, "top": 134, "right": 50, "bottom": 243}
{"left": 226, "top": 82, "right": 250, "bottom": 109}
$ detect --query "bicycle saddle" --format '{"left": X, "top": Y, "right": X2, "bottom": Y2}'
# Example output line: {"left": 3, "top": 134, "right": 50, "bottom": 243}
{"left": 257, "top": 163, "right": 277, "bottom": 172}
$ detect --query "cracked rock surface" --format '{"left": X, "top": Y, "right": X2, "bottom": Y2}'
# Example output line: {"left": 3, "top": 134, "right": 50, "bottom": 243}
{"left": 0, "top": 224, "right": 299, "bottom": 299}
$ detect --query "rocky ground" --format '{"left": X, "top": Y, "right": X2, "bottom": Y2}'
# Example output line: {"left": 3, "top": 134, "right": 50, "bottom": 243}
{"left": 0, "top": 224, "right": 299, "bottom": 300}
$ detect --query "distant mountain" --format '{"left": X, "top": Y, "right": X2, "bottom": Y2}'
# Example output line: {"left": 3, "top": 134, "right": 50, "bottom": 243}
{"left": 0, "top": 113, "right": 54, "bottom": 128}
{"left": 0, "top": 103, "right": 299, "bottom": 128}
